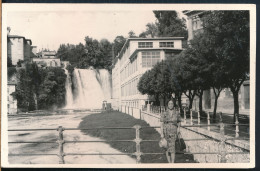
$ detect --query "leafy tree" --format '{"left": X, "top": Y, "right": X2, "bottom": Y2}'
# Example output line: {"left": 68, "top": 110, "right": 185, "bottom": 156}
{"left": 128, "top": 30, "right": 137, "bottom": 38}
{"left": 15, "top": 63, "right": 67, "bottom": 111}
{"left": 8, "top": 56, "right": 13, "bottom": 67}
{"left": 200, "top": 11, "right": 249, "bottom": 120}
{"left": 139, "top": 23, "right": 159, "bottom": 38}
{"left": 113, "top": 35, "right": 126, "bottom": 57}
{"left": 153, "top": 11, "right": 188, "bottom": 38}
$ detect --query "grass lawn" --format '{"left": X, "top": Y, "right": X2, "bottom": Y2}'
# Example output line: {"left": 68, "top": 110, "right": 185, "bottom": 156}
{"left": 78, "top": 111, "right": 196, "bottom": 163}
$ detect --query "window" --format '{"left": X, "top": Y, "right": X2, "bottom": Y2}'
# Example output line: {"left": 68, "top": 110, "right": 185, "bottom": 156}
{"left": 159, "top": 42, "right": 174, "bottom": 48}
{"left": 138, "top": 42, "right": 153, "bottom": 48}
{"left": 142, "top": 51, "right": 160, "bottom": 67}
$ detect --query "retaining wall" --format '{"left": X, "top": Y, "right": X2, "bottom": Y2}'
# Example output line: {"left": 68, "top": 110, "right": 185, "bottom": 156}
{"left": 119, "top": 106, "right": 250, "bottom": 163}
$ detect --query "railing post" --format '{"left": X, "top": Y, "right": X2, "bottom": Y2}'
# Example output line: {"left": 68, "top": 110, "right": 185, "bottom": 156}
{"left": 198, "top": 111, "right": 200, "bottom": 125}
{"left": 139, "top": 109, "right": 142, "bottom": 120}
{"left": 190, "top": 109, "right": 193, "bottom": 125}
{"left": 184, "top": 108, "right": 187, "bottom": 124}
{"left": 219, "top": 112, "right": 223, "bottom": 123}
{"left": 133, "top": 125, "right": 142, "bottom": 164}
{"left": 219, "top": 123, "right": 226, "bottom": 163}
{"left": 235, "top": 113, "right": 239, "bottom": 138}
{"left": 132, "top": 107, "right": 134, "bottom": 117}
{"left": 207, "top": 112, "right": 211, "bottom": 131}
{"left": 57, "top": 126, "right": 65, "bottom": 164}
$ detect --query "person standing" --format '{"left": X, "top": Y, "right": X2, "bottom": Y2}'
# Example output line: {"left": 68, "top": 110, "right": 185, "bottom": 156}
{"left": 160, "top": 100, "right": 181, "bottom": 163}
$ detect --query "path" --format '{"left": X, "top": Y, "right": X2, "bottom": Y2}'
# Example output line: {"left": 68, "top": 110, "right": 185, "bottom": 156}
{"left": 8, "top": 111, "right": 136, "bottom": 164}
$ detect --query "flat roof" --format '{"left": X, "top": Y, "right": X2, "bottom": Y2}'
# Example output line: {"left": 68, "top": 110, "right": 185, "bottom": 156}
{"left": 117, "top": 37, "right": 185, "bottom": 60}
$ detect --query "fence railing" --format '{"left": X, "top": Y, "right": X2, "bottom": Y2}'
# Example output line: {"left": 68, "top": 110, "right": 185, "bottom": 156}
{"left": 9, "top": 121, "right": 250, "bottom": 164}
{"left": 140, "top": 105, "right": 249, "bottom": 139}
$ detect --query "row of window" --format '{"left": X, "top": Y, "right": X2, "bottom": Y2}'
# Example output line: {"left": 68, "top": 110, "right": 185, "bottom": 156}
{"left": 142, "top": 51, "right": 161, "bottom": 68}
{"left": 121, "top": 77, "right": 139, "bottom": 97}
{"left": 120, "top": 58, "right": 138, "bottom": 82}
{"left": 138, "top": 42, "right": 174, "bottom": 48}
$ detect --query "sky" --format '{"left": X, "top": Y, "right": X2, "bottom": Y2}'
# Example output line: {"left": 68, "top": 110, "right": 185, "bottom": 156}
{"left": 7, "top": 11, "right": 159, "bottom": 51}
{"left": 6, "top": 6, "right": 185, "bottom": 52}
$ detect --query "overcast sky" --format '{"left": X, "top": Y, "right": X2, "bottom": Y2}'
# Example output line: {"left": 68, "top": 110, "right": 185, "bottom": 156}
{"left": 7, "top": 8, "right": 184, "bottom": 51}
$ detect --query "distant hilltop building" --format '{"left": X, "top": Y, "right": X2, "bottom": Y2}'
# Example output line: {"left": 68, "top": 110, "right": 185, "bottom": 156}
{"left": 7, "top": 34, "right": 36, "bottom": 66}
{"left": 111, "top": 37, "right": 184, "bottom": 110}
{"left": 33, "top": 50, "right": 61, "bottom": 67}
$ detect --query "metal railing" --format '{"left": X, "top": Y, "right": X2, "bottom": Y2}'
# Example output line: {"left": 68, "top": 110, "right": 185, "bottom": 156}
{"left": 8, "top": 120, "right": 250, "bottom": 164}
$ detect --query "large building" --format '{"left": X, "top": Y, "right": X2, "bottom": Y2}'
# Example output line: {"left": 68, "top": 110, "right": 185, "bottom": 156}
{"left": 112, "top": 37, "right": 184, "bottom": 110}
{"left": 7, "top": 27, "right": 37, "bottom": 66}
{"left": 183, "top": 10, "right": 250, "bottom": 113}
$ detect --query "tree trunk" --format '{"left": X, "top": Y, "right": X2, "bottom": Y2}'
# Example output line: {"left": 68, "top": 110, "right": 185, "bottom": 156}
{"left": 188, "top": 96, "right": 194, "bottom": 110}
{"left": 213, "top": 95, "right": 219, "bottom": 123}
{"left": 232, "top": 90, "right": 239, "bottom": 122}
{"left": 212, "top": 88, "right": 221, "bottom": 123}
{"left": 177, "top": 92, "right": 183, "bottom": 114}
{"left": 198, "top": 91, "right": 203, "bottom": 113}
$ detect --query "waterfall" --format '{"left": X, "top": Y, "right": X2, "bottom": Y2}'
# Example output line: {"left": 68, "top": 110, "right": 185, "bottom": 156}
{"left": 63, "top": 62, "right": 74, "bottom": 109}
{"left": 63, "top": 66, "right": 112, "bottom": 109}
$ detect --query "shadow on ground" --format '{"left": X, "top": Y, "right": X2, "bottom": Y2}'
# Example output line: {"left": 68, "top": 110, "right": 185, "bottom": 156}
{"left": 78, "top": 111, "right": 197, "bottom": 163}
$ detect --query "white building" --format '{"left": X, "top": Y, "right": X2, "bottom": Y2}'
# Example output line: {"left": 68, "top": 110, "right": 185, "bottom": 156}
{"left": 112, "top": 37, "right": 184, "bottom": 110}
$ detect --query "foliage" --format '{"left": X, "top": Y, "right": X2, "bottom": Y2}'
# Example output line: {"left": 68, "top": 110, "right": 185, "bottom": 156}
{"left": 199, "top": 11, "right": 249, "bottom": 118}
{"left": 153, "top": 11, "right": 188, "bottom": 38}
{"left": 8, "top": 56, "right": 13, "bottom": 67}
{"left": 57, "top": 36, "right": 115, "bottom": 72}
{"left": 139, "top": 23, "right": 159, "bottom": 38}
{"left": 15, "top": 63, "right": 67, "bottom": 111}
{"left": 113, "top": 35, "right": 126, "bottom": 57}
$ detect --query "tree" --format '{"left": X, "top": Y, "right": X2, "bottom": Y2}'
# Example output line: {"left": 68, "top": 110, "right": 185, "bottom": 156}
{"left": 201, "top": 11, "right": 249, "bottom": 120}
{"left": 128, "top": 30, "right": 137, "bottom": 38}
{"left": 113, "top": 36, "right": 126, "bottom": 57}
{"left": 153, "top": 11, "right": 188, "bottom": 38}
{"left": 139, "top": 23, "right": 159, "bottom": 38}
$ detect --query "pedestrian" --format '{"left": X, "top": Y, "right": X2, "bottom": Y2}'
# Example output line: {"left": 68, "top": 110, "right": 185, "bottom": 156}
{"left": 160, "top": 100, "right": 181, "bottom": 163}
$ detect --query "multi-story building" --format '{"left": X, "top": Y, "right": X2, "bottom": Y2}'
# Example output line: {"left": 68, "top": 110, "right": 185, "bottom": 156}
{"left": 7, "top": 28, "right": 36, "bottom": 66}
{"left": 183, "top": 10, "right": 250, "bottom": 112}
{"left": 112, "top": 37, "right": 184, "bottom": 110}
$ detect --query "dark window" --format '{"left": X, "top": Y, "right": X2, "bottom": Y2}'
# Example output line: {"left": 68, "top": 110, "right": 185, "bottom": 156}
{"left": 138, "top": 42, "right": 153, "bottom": 48}
{"left": 159, "top": 42, "right": 174, "bottom": 47}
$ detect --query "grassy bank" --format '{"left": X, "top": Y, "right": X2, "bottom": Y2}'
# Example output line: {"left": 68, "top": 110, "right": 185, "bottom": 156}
{"left": 78, "top": 111, "right": 195, "bottom": 163}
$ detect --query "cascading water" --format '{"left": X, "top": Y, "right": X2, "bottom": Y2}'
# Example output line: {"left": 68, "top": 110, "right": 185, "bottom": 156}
{"left": 63, "top": 62, "right": 74, "bottom": 109}
{"left": 63, "top": 65, "right": 112, "bottom": 109}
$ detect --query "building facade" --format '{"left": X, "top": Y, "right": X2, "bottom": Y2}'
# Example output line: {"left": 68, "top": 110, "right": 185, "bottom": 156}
{"left": 7, "top": 35, "right": 36, "bottom": 66}
{"left": 112, "top": 37, "right": 184, "bottom": 110}
{"left": 183, "top": 10, "right": 250, "bottom": 113}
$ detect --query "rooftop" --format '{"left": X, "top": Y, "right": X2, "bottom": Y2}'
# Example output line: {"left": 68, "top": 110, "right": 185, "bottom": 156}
{"left": 117, "top": 37, "right": 185, "bottom": 59}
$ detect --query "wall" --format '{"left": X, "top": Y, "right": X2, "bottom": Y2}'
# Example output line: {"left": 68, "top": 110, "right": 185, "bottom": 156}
{"left": 119, "top": 107, "right": 250, "bottom": 163}
{"left": 32, "top": 58, "right": 61, "bottom": 67}
{"left": 9, "top": 38, "right": 24, "bottom": 65}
